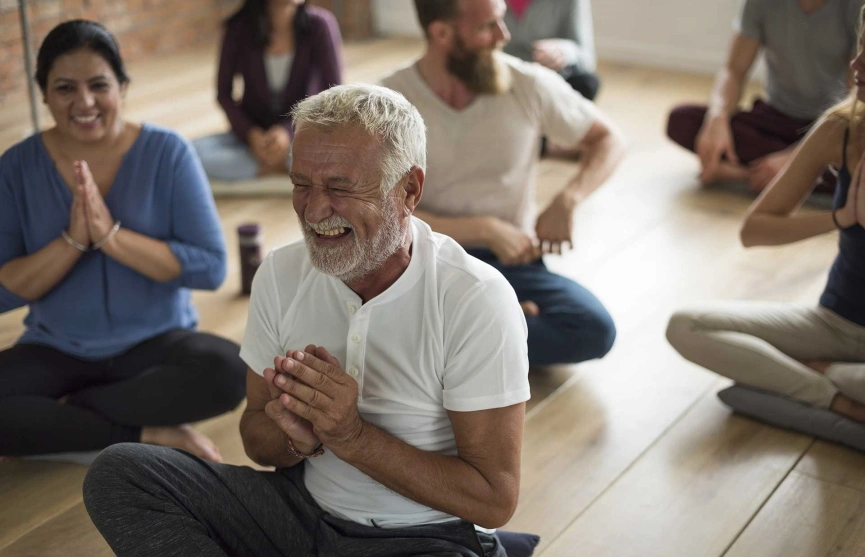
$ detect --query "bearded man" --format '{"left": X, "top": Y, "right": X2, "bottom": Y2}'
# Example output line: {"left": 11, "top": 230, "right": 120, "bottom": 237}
{"left": 82, "top": 84, "right": 530, "bottom": 557}
{"left": 381, "top": 0, "right": 626, "bottom": 367}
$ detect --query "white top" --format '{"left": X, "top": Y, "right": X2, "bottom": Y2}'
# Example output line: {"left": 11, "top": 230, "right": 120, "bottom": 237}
{"left": 264, "top": 52, "right": 294, "bottom": 110}
{"left": 240, "top": 218, "right": 530, "bottom": 527}
{"left": 381, "top": 53, "right": 598, "bottom": 236}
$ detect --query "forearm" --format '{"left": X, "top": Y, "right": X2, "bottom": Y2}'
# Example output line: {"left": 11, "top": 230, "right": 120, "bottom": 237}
{"left": 239, "top": 410, "right": 304, "bottom": 469}
{"left": 562, "top": 127, "right": 626, "bottom": 204}
{"left": 708, "top": 68, "right": 744, "bottom": 118}
{"left": 101, "top": 228, "right": 182, "bottom": 282}
{"left": 337, "top": 422, "right": 517, "bottom": 528}
{"left": 414, "top": 210, "right": 496, "bottom": 248}
{"left": 0, "top": 237, "right": 82, "bottom": 301}
{"left": 740, "top": 211, "right": 836, "bottom": 247}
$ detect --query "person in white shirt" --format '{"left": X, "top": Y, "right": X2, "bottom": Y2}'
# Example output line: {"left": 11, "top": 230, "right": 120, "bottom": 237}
{"left": 382, "top": 0, "right": 626, "bottom": 367}
{"left": 83, "top": 84, "right": 530, "bottom": 557}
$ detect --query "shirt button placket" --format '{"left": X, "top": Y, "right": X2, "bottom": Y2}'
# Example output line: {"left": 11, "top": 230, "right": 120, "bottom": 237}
{"left": 345, "top": 301, "right": 365, "bottom": 400}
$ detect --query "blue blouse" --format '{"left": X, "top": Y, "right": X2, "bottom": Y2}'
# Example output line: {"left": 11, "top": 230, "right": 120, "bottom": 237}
{"left": 0, "top": 124, "right": 227, "bottom": 359}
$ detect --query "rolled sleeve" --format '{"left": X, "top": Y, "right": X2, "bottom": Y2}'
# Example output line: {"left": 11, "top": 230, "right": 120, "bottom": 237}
{"left": 0, "top": 168, "right": 28, "bottom": 313}
{"left": 561, "top": 0, "right": 597, "bottom": 72}
{"left": 217, "top": 24, "right": 254, "bottom": 143}
{"left": 239, "top": 253, "right": 284, "bottom": 375}
{"left": 442, "top": 278, "right": 530, "bottom": 412}
{"left": 533, "top": 63, "right": 599, "bottom": 148}
{"left": 167, "top": 140, "right": 227, "bottom": 290}
{"left": 734, "top": 0, "right": 764, "bottom": 42}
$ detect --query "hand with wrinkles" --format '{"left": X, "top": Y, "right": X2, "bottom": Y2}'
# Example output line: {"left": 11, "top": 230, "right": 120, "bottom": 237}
{"left": 266, "top": 345, "right": 364, "bottom": 454}
{"left": 262, "top": 345, "right": 323, "bottom": 454}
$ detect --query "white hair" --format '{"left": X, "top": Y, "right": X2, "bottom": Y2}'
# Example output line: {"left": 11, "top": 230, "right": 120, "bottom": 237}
{"left": 291, "top": 84, "right": 427, "bottom": 192}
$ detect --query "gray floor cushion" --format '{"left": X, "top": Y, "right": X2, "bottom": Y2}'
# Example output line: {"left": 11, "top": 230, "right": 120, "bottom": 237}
{"left": 210, "top": 176, "right": 292, "bottom": 198}
{"left": 24, "top": 450, "right": 101, "bottom": 465}
{"left": 496, "top": 530, "right": 540, "bottom": 557}
{"left": 718, "top": 385, "right": 865, "bottom": 452}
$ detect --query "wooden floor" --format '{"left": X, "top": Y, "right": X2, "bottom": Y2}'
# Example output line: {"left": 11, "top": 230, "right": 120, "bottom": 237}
{"left": 2, "top": 38, "right": 863, "bottom": 557}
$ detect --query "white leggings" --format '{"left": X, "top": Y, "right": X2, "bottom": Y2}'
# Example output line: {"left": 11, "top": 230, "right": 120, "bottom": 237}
{"left": 666, "top": 302, "right": 865, "bottom": 408}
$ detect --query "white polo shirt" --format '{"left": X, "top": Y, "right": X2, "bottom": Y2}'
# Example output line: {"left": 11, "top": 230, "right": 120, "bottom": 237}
{"left": 240, "top": 217, "right": 530, "bottom": 527}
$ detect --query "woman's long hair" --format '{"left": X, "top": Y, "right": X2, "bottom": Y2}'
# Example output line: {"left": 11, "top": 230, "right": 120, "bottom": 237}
{"left": 225, "top": 0, "right": 311, "bottom": 48}
{"left": 824, "top": 5, "right": 865, "bottom": 129}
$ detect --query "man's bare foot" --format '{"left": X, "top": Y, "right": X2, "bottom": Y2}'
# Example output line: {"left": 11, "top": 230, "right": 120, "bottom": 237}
{"left": 520, "top": 301, "right": 540, "bottom": 317}
{"left": 699, "top": 161, "right": 749, "bottom": 186}
{"left": 803, "top": 360, "right": 865, "bottom": 405}
{"left": 831, "top": 393, "right": 865, "bottom": 423}
{"left": 140, "top": 425, "right": 223, "bottom": 463}
{"left": 802, "top": 360, "right": 831, "bottom": 374}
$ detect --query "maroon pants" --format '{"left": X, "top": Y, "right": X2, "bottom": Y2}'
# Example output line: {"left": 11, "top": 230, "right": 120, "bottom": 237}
{"left": 666, "top": 99, "right": 814, "bottom": 163}
{"left": 666, "top": 99, "right": 836, "bottom": 193}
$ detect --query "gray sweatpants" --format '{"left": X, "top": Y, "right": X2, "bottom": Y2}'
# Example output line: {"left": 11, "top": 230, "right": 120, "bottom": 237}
{"left": 665, "top": 302, "right": 865, "bottom": 408}
{"left": 83, "top": 443, "right": 505, "bottom": 557}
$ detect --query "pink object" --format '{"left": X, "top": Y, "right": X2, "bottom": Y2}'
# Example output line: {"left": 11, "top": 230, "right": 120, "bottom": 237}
{"left": 507, "top": 0, "right": 535, "bottom": 19}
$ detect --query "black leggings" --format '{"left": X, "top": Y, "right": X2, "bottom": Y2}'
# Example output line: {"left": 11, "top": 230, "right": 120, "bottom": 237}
{"left": 0, "top": 330, "right": 247, "bottom": 456}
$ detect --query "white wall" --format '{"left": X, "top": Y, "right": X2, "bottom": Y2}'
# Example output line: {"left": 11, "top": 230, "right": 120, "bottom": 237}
{"left": 373, "top": 0, "right": 423, "bottom": 38}
{"left": 593, "top": 0, "right": 740, "bottom": 74}
{"left": 372, "top": 0, "right": 744, "bottom": 75}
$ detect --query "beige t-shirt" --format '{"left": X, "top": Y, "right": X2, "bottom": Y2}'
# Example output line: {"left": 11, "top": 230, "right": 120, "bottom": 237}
{"left": 381, "top": 52, "right": 598, "bottom": 236}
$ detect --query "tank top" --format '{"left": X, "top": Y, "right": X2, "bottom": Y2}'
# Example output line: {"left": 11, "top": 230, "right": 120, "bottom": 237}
{"left": 819, "top": 126, "right": 865, "bottom": 325}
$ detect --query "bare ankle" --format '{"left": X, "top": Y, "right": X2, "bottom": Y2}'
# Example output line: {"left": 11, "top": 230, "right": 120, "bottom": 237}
{"left": 831, "top": 394, "right": 865, "bottom": 423}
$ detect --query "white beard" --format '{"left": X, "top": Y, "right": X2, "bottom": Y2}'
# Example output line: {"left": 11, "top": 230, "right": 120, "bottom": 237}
{"left": 301, "top": 194, "right": 405, "bottom": 283}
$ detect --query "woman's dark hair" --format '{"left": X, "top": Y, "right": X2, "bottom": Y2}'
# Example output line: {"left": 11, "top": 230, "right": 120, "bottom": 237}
{"left": 226, "top": 0, "right": 311, "bottom": 48}
{"left": 35, "top": 20, "right": 130, "bottom": 92}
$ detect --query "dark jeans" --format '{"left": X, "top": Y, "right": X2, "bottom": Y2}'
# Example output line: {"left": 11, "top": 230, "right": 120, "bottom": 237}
{"left": 0, "top": 330, "right": 247, "bottom": 455}
{"left": 666, "top": 98, "right": 836, "bottom": 192}
{"left": 83, "top": 443, "right": 505, "bottom": 557}
{"left": 467, "top": 249, "right": 616, "bottom": 366}
{"left": 562, "top": 67, "right": 601, "bottom": 101}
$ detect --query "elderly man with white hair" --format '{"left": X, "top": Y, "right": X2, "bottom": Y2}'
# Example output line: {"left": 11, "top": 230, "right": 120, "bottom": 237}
{"left": 82, "top": 84, "right": 530, "bottom": 557}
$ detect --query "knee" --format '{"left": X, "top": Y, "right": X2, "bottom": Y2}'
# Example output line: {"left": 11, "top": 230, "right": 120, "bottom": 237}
{"left": 83, "top": 443, "right": 144, "bottom": 517}
{"left": 584, "top": 309, "right": 617, "bottom": 360}
{"left": 665, "top": 310, "right": 700, "bottom": 354}
{"left": 571, "top": 73, "right": 600, "bottom": 101}
{"left": 556, "top": 308, "right": 617, "bottom": 363}
{"left": 179, "top": 335, "right": 247, "bottom": 410}
{"left": 666, "top": 105, "right": 705, "bottom": 150}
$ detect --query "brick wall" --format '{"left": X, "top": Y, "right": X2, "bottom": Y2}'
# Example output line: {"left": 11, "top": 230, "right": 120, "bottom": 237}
{"left": 0, "top": 0, "right": 372, "bottom": 98}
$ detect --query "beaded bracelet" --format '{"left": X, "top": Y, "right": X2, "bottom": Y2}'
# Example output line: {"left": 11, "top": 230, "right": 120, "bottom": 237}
{"left": 286, "top": 437, "right": 324, "bottom": 459}
{"left": 92, "top": 221, "right": 121, "bottom": 250}
{"left": 61, "top": 230, "right": 89, "bottom": 252}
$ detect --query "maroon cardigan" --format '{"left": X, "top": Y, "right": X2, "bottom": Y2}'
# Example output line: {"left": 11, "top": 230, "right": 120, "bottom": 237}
{"left": 217, "top": 6, "right": 343, "bottom": 143}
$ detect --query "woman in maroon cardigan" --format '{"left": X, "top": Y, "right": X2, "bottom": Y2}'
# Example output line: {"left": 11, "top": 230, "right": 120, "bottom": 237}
{"left": 193, "top": 0, "right": 343, "bottom": 181}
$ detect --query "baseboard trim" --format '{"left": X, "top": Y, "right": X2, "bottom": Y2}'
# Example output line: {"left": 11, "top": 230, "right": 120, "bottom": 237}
{"left": 596, "top": 38, "right": 723, "bottom": 75}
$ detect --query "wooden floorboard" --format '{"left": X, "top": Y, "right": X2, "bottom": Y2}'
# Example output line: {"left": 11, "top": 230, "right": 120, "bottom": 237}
{"left": 795, "top": 440, "right": 865, "bottom": 493}
{"left": 1, "top": 36, "right": 859, "bottom": 557}
{"left": 723, "top": 471, "right": 865, "bottom": 557}
{"left": 0, "top": 461, "right": 89, "bottom": 550}
{"left": 538, "top": 388, "right": 813, "bottom": 557}
{"left": 0, "top": 503, "right": 113, "bottom": 557}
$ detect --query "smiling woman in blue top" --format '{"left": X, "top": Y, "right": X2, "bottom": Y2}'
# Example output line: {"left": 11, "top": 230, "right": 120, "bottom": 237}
{"left": 0, "top": 20, "right": 246, "bottom": 461}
